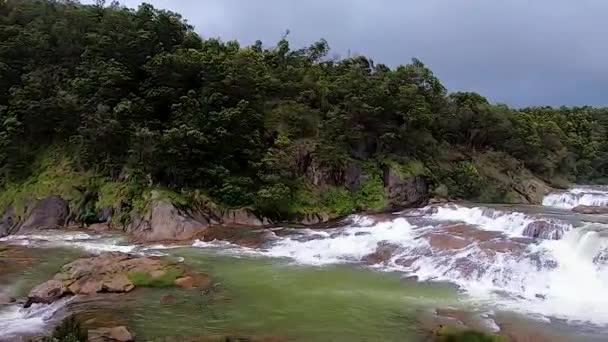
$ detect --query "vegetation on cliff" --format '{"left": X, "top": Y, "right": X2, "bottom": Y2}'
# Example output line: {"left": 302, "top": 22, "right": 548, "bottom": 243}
{"left": 1, "top": 0, "right": 608, "bottom": 222}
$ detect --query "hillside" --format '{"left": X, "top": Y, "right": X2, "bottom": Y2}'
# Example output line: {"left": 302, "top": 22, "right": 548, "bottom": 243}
{"left": 1, "top": 0, "right": 608, "bottom": 233}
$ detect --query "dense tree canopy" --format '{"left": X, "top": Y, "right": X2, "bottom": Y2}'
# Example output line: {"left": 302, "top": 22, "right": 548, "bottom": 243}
{"left": 1, "top": 0, "right": 608, "bottom": 218}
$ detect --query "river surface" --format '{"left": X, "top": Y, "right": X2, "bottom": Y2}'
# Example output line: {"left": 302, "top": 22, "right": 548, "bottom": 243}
{"left": 2, "top": 187, "right": 608, "bottom": 341}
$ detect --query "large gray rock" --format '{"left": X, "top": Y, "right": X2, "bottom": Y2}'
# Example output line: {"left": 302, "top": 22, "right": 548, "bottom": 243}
{"left": 128, "top": 201, "right": 209, "bottom": 242}
{"left": 19, "top": 196, "right": 69, "bottom": 231}
{"left": 383, "top": 167, "right": 429, "bottom": 210}
{"left": 25, "top": 279, "right": 68, "bottom": 307}
{"left": 0, "top": 206, "right": 19, "bottom": 237}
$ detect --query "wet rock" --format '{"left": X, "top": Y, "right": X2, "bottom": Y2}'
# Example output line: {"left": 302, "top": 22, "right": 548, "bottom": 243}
{"left": 572, "top": 205, "right": 608, "bottom": 215}
{"left": 25, "top": 279, "right": 68, "bottom": 307}
{"left": 88, "top": 222, "right": 111, "bottom": 232}
{"left": 88, "top": 326, "right": 134, "bottom": 342}
{"left": 438, "top": 223, "right": 503, "bottom": 242}
{"left": 160, "top": 294, "right": 177, "bottom": 305}
{"left": 198, "top": 226, "right": 275, "bottom": 248}
{"left": 362, "top": 242, "right": 400, "bottom": 264}
{"left": 394, "top": 257, "right": 418, "bottom": 267}
{"left": 522, "top": 221, "right": 564, "bottom": 240}
{"left": 174, "top": 273, "right": 211, "bottom": 289}
{"left": 426, "top": 234, "right": 471, "bottom": 250}
{"left": 19, "top": 195, "right": 69, "bottom": 231}
{"left": 297, "top": 212, "right": 331, "bottom": 226}
{"left": 513, "top": 178, "right": 550, "bottom": 205}
{"left": 220, "top": 208, "right": 269, "bottom": 226}
{"left": 27, "top": 252, "right": 202, "bottom": 305}
{"left": 479, "top": 240, "right": 526, "bottom": 253}
{"left": 0, "top": 206, "right": 20, "bottom": 237}
{"left": 0, "top": 293, "right": 15, "bottom": 304}
{"left": 383, "top": 167, "right": 429, "bottom": 210}
{"left": 128, "top": 201, "right": 209, "bottom": 242}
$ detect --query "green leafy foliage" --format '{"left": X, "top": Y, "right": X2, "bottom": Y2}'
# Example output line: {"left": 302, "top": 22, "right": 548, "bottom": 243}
{"left": 38, "top": 315, "right": 87, "bottom": 342}
{"left": 1, "top": 0, "right": 608, "bottom": 219}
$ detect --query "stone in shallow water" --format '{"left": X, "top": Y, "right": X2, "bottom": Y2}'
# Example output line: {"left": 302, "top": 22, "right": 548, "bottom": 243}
{"left": 88, "top": 326, "right": 134, "bottom": 342}
{"left": 522, "top": 221, "right": 564, "bottom": 240}
{"left": 572, "top": 205, "right": 608, "bottom": 215}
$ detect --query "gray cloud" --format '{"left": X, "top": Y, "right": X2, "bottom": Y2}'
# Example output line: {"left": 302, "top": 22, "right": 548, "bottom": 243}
{"left": 99, "top": 0, "right": 608, "bottom": 107}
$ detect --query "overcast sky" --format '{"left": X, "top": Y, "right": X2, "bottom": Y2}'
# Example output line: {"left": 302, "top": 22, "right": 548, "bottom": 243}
{"left": 100, "top": 0, "right": 608, "bottom": 107}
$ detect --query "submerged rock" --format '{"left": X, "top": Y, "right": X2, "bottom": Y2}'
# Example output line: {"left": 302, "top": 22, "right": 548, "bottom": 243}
{"left": 522, "top": 221, "right": 564, "bottom": 240}
{"left": 362, "top": 242, "right": 400, "bottom": 264}
{"left": 88, "top": 326, "right": 134, "bottom": 342}
{"left": 572, "top": 205, "right": 608, "bottom": 215}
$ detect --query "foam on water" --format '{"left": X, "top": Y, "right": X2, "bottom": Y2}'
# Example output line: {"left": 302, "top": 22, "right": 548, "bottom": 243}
{"left": 543, "top": 187, "right": 608, "bottom": 209}
{"left": 0, "top": 298, "right": 72, "bottom": 339}
{"left": 190, "top": 204, "right": 608, "bottom": 325}
{"left": 428, "top": 206, "right": 541, "bottom": 236}
{"left": 1, "top": 231, "right": 141, "bottom": 254}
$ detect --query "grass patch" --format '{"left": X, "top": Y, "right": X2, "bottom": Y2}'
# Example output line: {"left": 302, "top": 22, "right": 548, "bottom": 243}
{"left": 128, "top": 268, "right": 183, "bottom": 288}
{"left": 436, "top": 327, "right": 504, "bottom": 342}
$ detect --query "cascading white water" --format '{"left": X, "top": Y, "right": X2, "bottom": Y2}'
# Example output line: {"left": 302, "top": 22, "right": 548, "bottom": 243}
{"left": 542, "top": 186, "right": 608, "bottom": 209}
{"left": 193, "top": 203, "right": 608, "bottom": 325}
{"left": 0, "top": 298, "right": 72, "bottom": 339}
{"left": 427, "top": 205, "right": 572, "bottom": 237}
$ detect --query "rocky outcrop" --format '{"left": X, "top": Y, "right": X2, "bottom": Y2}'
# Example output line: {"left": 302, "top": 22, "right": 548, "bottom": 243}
{"left": 88, "top": 326, "right": 134, "bottom": 342}
{"left": 25, "top": 252, "right": 209, "bottom": 307}
{"left": 512, "top": 178, "right": 550, "bottom": 205}
{"left": 19, "top": 195, "right": 69, "bottom": 231}
{"left": 128, "top": 200, "right": 273, "bottom": 242}
{"left": 572, "top": 205, "right": 608, "bottom": 215}
{"left": 523, "top": 221, "right": 564, "bottom": 240}
{"left": 383, "top": 167, "right": 429, "bottom": 210}
{"left": 128, "top": 201, "right": 209, "bottom": 242}
{"left": 0, "top": 206, "right": 19, "bottom": 237}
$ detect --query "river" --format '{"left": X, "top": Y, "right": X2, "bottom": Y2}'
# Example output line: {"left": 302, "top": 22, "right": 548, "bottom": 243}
{"left": 2, "top": 187, "right": 608, "bottom": 341}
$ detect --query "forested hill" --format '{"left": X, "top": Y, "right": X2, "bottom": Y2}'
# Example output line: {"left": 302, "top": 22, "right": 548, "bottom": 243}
{"left": 1, "top": 0, "right": 608, "bottom": 223}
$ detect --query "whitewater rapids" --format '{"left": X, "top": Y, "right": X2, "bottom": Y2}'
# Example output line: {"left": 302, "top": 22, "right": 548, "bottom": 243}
{"left": 543, "top": 186, "right": 608, "bottom": 209}
{"left": 197, "top": 195, "right": 608, "bottom": 325}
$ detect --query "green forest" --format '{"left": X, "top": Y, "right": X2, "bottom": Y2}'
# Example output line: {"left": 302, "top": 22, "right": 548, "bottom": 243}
{"left": 1, "top": 0, "right": 608, "bottom": 222}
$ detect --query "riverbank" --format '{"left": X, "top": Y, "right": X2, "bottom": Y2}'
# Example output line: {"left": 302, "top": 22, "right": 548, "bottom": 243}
{"left": 2, "top": 186, "right": 608, "bottom": 341}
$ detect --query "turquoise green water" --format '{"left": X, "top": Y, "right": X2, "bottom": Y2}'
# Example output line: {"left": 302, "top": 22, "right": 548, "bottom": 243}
{"left": 116, "top": 248, "right": 460, "bottom": 341}
{"left": 2, "top": 247, "right": 84, "bottom": 298}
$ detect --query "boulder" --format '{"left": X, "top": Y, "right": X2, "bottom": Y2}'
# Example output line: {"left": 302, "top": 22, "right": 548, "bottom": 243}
{"left": 523, "top": 221, "right": 564, "bottom": 240}
{"left": 220, "top": 208, "right": 269, "bottom": 226}
{"left": 383, "top": 167, "right": 428, "bottom": 210}
{"left": 19, "top": 195, "right": 69, "bottom": 231}
{"left": 88, "top": 326, "right": 134, "bottom": 342}
{"left": 26, "top": 252, "right": 201, "bottom": 306}
{"left": 0, "top": 206, "right": 19, "bottom": 237}
{"left": 25, "top": 280, "right": 68, "bottom": 307}
{"left": 297, "top": 213, "right": 331, "bottom": 226}
{"left": 160, "top": 294, "right": 177, "bottom": 305}
{"left": 513, "top": 178, "right": 550, "bottom": 205}
{"left": 362, "top": 242, "right": 400, "bottom": 264}
{"left": 128, "top": 201, "right": 209, "bottom": 242}
{"left": 572, "top": 205, "right": 608, "bottom": 215}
